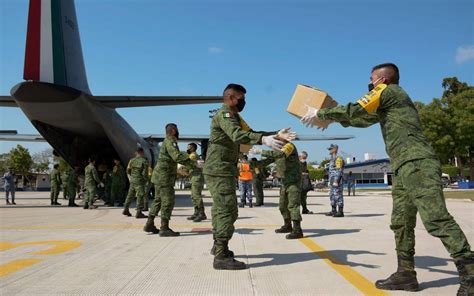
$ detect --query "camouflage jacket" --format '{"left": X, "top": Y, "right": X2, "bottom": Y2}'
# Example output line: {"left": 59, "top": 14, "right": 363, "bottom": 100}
{"left": 262, "top": 142, "right": 302, "bottom": 186}
{"left": 127, "top": 156, "right": 148, "bottom": 185}
{"left": 203, "top": 104, "right": 275, "bottom": 177}
{"left": 111, "top": 163, "right": 126, "bottom": 187}
{"left": 64, "top": 168, "right": 77, "bottom": 188}
{"left": 50, "top": 168, "right": 62, "bottom": 186}
{"left": 328, "top": 154, "right": 344, "bottom": 184}
{"left": 250, "top": 159, "right": 273, "bottom": 181}
{"left": 84, "top": 163, "right": 101, "bottom": 187}
{"left": 318, "top": 84, "right": 437, "bottom": 170}
{"left": 187, "top": 152, "right": 204, "bottom": 180}
{"left": 151, "top": 136, "right": 192, "bottom": 186}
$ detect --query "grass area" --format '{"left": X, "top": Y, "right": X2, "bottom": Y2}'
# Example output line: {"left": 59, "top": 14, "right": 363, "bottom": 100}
{"left": 444, "top": 191, "right": 474, "bottom": 201}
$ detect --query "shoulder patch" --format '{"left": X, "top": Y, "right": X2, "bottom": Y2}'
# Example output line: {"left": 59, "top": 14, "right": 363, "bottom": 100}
{"left": 223, "top": 112, "right": 233, "bottom": 118}
{"left": 281, "top": 143, "right": 295, "bottom": 157}
{"left": 357, "top": 83, "right": 387, "bottom": 113}
{"left": 335, "top": 157, "right": 344, "bottom": 168}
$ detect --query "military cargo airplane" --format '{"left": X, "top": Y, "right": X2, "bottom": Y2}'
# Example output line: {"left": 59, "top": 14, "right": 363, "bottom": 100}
{"left": 0, "top": 0, "right": 354, "bottom": 168}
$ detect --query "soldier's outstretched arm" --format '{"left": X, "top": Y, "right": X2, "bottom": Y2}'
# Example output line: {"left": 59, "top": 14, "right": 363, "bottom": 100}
{"left": 340, "top": 113, "right": 380, "bottom": 128}
{"left": 262, "top": 143, "right": 295, "bottom": 160}
{"left": 217, "top": 112, "right": 263, "bottom": 145}
{"left": 165, "top": 140, "right": 194, "bottom": 166}
{"left": 259, "top": 157, "right": 276, "bottom": 167}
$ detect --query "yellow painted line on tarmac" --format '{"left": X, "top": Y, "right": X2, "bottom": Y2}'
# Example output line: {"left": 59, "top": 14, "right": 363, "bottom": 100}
{"left": 299, "top": 238, "right": 389, "bottom": 296}
{"left": 0, "top": 259, "right": 43, "bottom": 277}
{"left": 0, "top": 240, "right": 81, "bottom": 255}
{"left": 0, "top": 223, "right": 279, "bottom": 231}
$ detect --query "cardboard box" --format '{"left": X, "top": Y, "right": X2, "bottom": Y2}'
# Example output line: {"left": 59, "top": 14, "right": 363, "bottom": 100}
{"left": 240, "top": 144, "right": 252, "bottom": 153}
{"left": 287, "top": 84, "right": 338, "bottom": 128}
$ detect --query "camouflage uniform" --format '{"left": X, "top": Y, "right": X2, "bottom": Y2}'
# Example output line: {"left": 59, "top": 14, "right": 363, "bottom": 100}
{"left": 262, "top": 143, "right": 303, "bottom": 226}
{"left": 84, "top": 163, "right": 101, "bottom": 207}
{"left": 318, "top": 83, "right": 473, "bottom": 274}
{"left": 250, "top": 159, "right": 272, "bottom": 206}
{"left": 64, "top": 167, "right": 78, "bottom": 206}
{"left": 187, "top": 152, "right": 206, "bottom": 220}
{"left": 111, "top": 162, "right": 126, "bottom": 206}
{"left": 328, "top": 154, "right": 344, "bottom": 207}
{"left": 147, "top": 136, "right": 193, "bottom": 231}
{"left": 50, "top": 168, "right": 62, "bottom": 204}
{"left": 103, "top": 170, "right": 112, "bottom": 205}
{"left": 124, "top": 155, "right": 149, "bottom": 213}
{"left": 203, "top": 104, "right": 275, "bottom": 255}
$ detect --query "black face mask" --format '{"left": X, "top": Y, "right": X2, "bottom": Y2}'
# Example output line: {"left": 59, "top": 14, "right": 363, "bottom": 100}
{"left": 236, "top": 99, "right": 246, "bottom": 112}
{"left": 186, "top": 149, "right": 192, "bottom": 154}
{"left": 368, "top": 77, "right": 383, "bottom": 91}
{"left": 175, "top": 132, "right": 179, "bottom": 139}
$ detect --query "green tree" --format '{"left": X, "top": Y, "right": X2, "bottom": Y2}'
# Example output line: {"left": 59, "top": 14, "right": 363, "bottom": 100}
{"left": 308, "top": 165, "right": 325, "bottom": 181}
{"left": 417, "top": 77, "right": 474, "bottom": 178}
{"left": 32, "top": 148, "right": 53, "bottom": 173}
{"left": 6, "top": 145, "right": 33, "bottom": 184}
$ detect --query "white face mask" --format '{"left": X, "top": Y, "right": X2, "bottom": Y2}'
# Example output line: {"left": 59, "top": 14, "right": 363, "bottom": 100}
{"left": 368, "top": 77, "right": 384, "bottom": 91}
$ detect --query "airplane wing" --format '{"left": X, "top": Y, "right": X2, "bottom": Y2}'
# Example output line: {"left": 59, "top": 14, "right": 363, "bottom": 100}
{"left": 0, "top": 96, "right": 17, "bottom": 107}
{"left": 0, "top": 131, "right": 46, "bottom": 142}
{"left": 92, "top": 96, "right": 222, "bottom": 108}
{"left": 295, "top": 135, "right": 354, "bottom": 141}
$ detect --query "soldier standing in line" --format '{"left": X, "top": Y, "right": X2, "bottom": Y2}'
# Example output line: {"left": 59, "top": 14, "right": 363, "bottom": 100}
{"left": 84, "top": 158, "right": 103, "bottom": 209}
{"left": 64, "top": 165, "right": 79, "bottom": 207}
{"left": 111, "top": 158, "right": 126, "bottom": 207}
{"left": 143, "top": 123, "right": 195, "bottom": 236}
{"left": 346, "top": 171, "right": 356, "bottom": 196}
{"left": 50, "top": 164, "right": 62, "bottom": 206}
{"left": 301, "top": 63, "right": 474, "bottom": 294}
{"left": 186, "top": 142, "right": 207, "bottom": 222}
{"left": 250, "top": 157, "right": 272, "bottom": 207}
{"left": 299, "top": 151, "right": 314, "bottom": 214}
{"left": 251, "top": 141, "right": 304, "bottom": 239}
{"left": 204, "top": 83, "right": 296, "bottom": 270}
{"left": 123, "top": 148, "right": 149, "bottom": 218}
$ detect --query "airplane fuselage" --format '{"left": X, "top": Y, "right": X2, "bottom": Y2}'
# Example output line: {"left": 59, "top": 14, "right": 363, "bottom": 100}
{"left": 11, "top": 81, "right": 153, "bottom": 167}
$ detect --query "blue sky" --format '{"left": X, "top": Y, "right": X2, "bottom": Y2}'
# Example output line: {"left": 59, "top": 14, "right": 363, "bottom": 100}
{"left": 1, "top": 0, "right": 473, "bottom": 162}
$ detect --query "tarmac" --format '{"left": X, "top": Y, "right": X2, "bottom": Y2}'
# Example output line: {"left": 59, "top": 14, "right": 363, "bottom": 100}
{"left": 0, "top": 189, "right": 473, "bottom": 296}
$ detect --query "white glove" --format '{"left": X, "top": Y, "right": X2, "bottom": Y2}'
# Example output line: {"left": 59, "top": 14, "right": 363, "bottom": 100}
{"left": 262, "top": 135, "right": 284, "bottom": 150}
{"left": 277, "top": 128, "right": 297, "bottom": 141}
{"left": 300, "top": 104, "right": 319, "bottom": 127}
{"left": 98, "top": 182, "right": 105, "bottom": 188}
{"left": 197, "top": 160, "right": 205, "bottom": 168}
{"left": 249, "top": 147, "right": 262, "bottom": 155}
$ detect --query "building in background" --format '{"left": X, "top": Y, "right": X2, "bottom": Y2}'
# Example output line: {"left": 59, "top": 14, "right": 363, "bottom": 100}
{"left": 344, "top": 158, "right": 392, "bottom": 188}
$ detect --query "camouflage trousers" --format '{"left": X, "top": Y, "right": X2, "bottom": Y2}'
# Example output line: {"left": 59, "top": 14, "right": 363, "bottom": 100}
{"left": 66, "top": 185, "right": 77, "bottom": 203}
{"left": 253, "top": 179, "right": 264, "bottom": 205}
{"left": 205, "top": 175, "right": 238, "bottom": 241}
{"left": 50, "top": 184, "right": 60, "bottom": 202}
{"left": 191, "top": 175, "right": 204, "bottom": 209}
{"left": 301, "top": 189, "right": 310, "bottom": 210}
{"left": 329, "top": 182, "right": 344, "bottom": 207}
{"left": 124, "top": 183, "right": 147, "bottom": 211}
{"left": 279, "top": 183, "right": 302, "bottom": 221}
{"left": 149, "top": 184, "right": 175, "bottom": 220}
{"left": 84, "top": 185, "right": 96, "bottom": 205}
{"left": 391, "top": 158, "right": 472, "bottom": 259}
{"left": 110, "top": 184, "right": 125, "bottom": 205}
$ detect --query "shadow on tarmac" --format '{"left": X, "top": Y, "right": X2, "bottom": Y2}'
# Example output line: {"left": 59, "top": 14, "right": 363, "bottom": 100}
{"left": 303, "top": 228, "right": 361, "bottom": 238}
{"left": 241, "top": 249, "right": 385, "bottom": 269}
{"left": 415, "top": 255, "right": 459, "bottom": 289}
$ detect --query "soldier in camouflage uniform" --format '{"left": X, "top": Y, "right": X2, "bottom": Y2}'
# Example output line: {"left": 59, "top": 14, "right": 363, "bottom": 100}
{"left": 143, "top": 123, "right": 194, "bottom": 236}
{"left": 299, "top": 151, "right": 314, "bottom": 214}
{"left": 251, "top": 142, "right": 304, "bottom": 239}
{"left": 64, "top": 166, "right": 79, "bottom": 207}
{"left": 186, "top": 142, "right": 207, "bottom": 222}
{"left": 250, "top": 157, "right": 272, "bottom": 206}
{"left": 326, "top": 144, "right": 345, "bottom": 217}
{"left": 204, "top": 83, "right": 296, "bottom": 270}
{"left": 50, "top": 164, "right": 62, "bottom": 206}
{"left": 111, "top": 158, "right": 126, "bottom": 207}
{"left": 103, "top": 169, "right": 113, "bottom": 206}
{"left": 123, "top": 148, "right": 149, "bottom": 219}
{"left": 301, "top": 63, "right": 474, "bottom": 294}
{"left": 84, "top": 158, "right": 103, "bottom": 209}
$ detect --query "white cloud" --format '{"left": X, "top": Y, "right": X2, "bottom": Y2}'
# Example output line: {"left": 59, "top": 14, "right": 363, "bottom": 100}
{"left": 455, "top": 45, "right": 474, "bottom": 64}
{"left": 208, "top": 47, "right": 224, "bottom": 54}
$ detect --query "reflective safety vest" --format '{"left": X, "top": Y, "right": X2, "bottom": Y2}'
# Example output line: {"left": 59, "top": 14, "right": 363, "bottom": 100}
{"left": 239, "top": 163, "right": 253, "bottom": 181}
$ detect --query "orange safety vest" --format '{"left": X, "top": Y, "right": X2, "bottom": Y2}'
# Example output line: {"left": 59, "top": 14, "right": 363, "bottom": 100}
{"left": 239, "top": 163, "right": 253, "bottom": 181}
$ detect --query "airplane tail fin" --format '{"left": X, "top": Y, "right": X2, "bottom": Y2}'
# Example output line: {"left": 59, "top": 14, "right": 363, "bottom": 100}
{"left": 23, "top": 0, "right": 91, "bottom": 94}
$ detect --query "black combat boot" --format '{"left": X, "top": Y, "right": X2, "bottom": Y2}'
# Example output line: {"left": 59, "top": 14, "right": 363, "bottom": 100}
{"left": 83, "top": 202, "right": 89, "bottom": 209}
{"left": 6, "top": 200, "right": 11, "bottom": 205}
{"left": 275, "top": 219, "right": 293, "bottom": 233}
{"left": 193, "top": 207, "right": 207, "bottom": 222}
{"left": 142, "top": 201, "right": 148, "bottom": 212}
{"left": 160, "top": 219, "right": 180, "bottom": 237}
{"left": 210, "top": 240, "right": 235, "bottom": 257}
{"left": 249, "top": 200, "right": 253, "bottom": 208}
{"left": 302, "top": 207, "right": 313, "bottom": 214}
{"left": 454, "top": 255, "right": 474, "bottom": 296}
{"left": 135, "top": 210, "right": 148, "bottom": 219}
{"left": 122, "top": 208, "right": 132, "bottom": 217}
{"left": 325, "top": 206, "right": 337, "bottom": 216}
{"left": 187, "top": 207, "right": 198, "bottom": 220}
{"left": 375, "top": 255, "right": 419, "bottom": 291}
{"left": 143, "top": 215, "right": 160, "bottom": 234}
{"left": 333, "top": 206, "right": 344, "bottom": 217}
{"left": 239, "top": 202, "right": 244, "bottom": 208}
{"left": 199, "top": 199, "right": 207, "bottom": 220}
{"left": 88, "top": 203, "right": 98, "bottom": 209}
{"left": 213, "top": 241, "right": 246, "bottom": 270}
{"left": 286, "top": 220, "right": 304, "bottom": 239}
